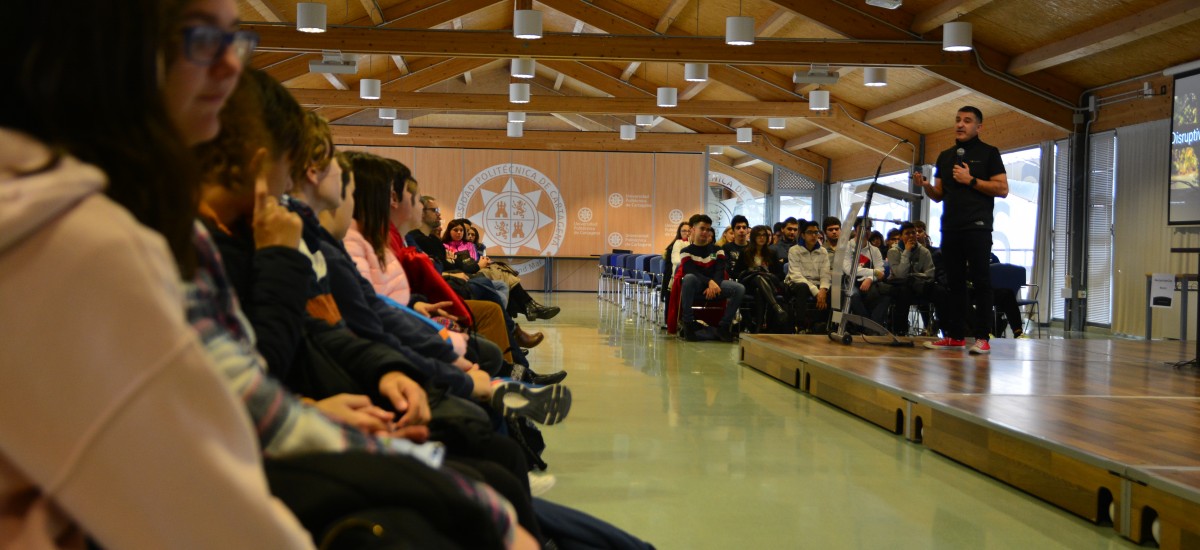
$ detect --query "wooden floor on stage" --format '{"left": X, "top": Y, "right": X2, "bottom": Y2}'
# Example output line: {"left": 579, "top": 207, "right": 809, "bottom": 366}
{"left": 739, "top": 334, "right": 1200, "bottom": 547}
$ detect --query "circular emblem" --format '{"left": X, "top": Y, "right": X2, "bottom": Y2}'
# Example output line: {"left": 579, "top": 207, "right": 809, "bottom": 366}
{"left": 608, "top": 193, "right": 624, "bottom": 208}
{"left": 607, "top": 232, "right": 624, "bottom": 247}
{"left": 668, "top": 209, "right": 684, "bottom": 224}
{"left": 456, "top": 164, "right": 566, "bottom": 275}
{"left": 577, "top": 207, "right": 594, "bottom": 223}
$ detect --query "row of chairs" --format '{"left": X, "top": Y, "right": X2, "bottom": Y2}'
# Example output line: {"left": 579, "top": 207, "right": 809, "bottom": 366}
{"left": 597, "top": 253, "right": 666, "bottom": 323}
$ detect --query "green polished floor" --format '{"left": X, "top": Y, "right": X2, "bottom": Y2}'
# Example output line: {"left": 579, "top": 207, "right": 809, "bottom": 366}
{"left": 531, "top": 293, "right": 1138, "bottom": 549}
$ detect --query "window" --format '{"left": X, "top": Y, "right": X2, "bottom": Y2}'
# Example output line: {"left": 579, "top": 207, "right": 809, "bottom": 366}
{"left": 1051, "top": 139, "right": 1070, "bottom": 321}
{"left": 1086, "top": 132, "right": 1116, "bottom": 326}
{"left": 778, "top": 195, "right": 813, "bottom": 224}
{"left": 837, "top": 171, "right": 912, "bottom": 233}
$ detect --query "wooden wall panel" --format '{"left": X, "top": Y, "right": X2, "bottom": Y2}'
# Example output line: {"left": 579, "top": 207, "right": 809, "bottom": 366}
{"left": 559, "top": 152, "right": 607, "bottom": 256}
{"left": 606, "top": 153, "right": 657, "bottom": 254}
{"left": 409, "top": 148, "right": 461, "bottom": 215}
{"left": 654, "top": 154, "right": 705, "bottom": 253}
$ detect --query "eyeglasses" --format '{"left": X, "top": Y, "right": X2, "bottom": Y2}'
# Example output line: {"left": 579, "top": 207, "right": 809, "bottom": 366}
{"left": 423, "top": 207, "right": 440, "bottom": 213}
{"left": 803, "top": 230, "right": 821, "bottom": 235}
{"left": 181, "top": 26, "right": 259, "bottom": 66}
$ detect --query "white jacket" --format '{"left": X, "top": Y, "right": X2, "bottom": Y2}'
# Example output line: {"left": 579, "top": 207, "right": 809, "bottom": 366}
{"left": 0, "top": 130, "right": 312, "bottom": 549}
{"left": 785, "top": 243, "right": 831, "bottom": 294}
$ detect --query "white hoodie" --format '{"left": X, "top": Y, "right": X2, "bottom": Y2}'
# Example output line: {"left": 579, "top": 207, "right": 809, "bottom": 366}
{"left": 0, "top": 129, "right": 312, "bottom": 549}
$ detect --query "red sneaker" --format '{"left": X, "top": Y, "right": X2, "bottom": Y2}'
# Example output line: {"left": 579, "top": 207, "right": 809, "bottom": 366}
{"left": 923, "top": 337, "right": 966, "bottom": 350}
{"left": 969, "top": 339, "right": 991, "bottom": 355}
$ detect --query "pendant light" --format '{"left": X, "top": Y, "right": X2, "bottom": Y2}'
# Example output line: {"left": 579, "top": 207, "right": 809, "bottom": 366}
{"left": 507, "top": 122, "right": 524, "bottom": 137}
{"left": 768, "top": 117, "right": 785, "bottom": 129}
{"left": 511, "top": 58, "right": 536, "bottom": 79}
{"left": 636, "top": 114, "right": 655, "bottom": 126}
{"left": 508, "top": 112, "right": 526, "bottom": 124}
{"left": 392, "top": 119, "right": 409, "bottom": 135}
{"left": 809, "top": 90, "right": 830, "bottom": 110}
{"left": 736, "top": 127, "right": 752, "bottom": 143}
{"left": 725, "top": 0, "right": 754, "bottom": 46}
{"left": 513, "top": 10, "right": 543, "bottom": 39}
{"left": 296, "top": 2, "right": 326, "bottom": 33}
{"left": 378, "top": 108, "right": 397, "bottom": 119}
{"left": 942, "top": 22, "right": 973, "bottom": 52}
{"left": 620, "top": 124, "right": 637, "bottom": 141}
{"left": 509, "top": 82, "right": 530, "bottom": 104}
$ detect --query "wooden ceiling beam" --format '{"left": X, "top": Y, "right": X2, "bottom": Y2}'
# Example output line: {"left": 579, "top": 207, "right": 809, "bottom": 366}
{"left": 911, "top": 0, "right": 995, "bottom": 34}
{"left": 733, "top": 157, "right": 764, "bottom": 169}
{"left": 784, "top": 130, "right": 837, "bottom": 150}
{"left": 768, "top": 0, "right": 1078, "bottom": 128}
{"left": 540, "top": 60, "right": 650, "bottom": 97}
{"left": 260, "top": 54, "right": 322, "bottom": 83}
{"left": 322, "top": 73, "right": 350, "bottom": 90}
{"left": 331, "top": 125, "right": 739, "bottom": 152}
{"left": 679, "top": 80, "right": 711, "bottom": 101}
{"left": 249, "top": 24, "right": 960, "bottom": 67}
{"left": 380, "top": 0, "right": 501, "bottom": 29}
{"left": 864, "top": 82, "right": 970, "bottom": 124}
{"left": 654, "top": 0, "right": 691, "bottom": 33}
{"left": 391, "top": 55, "right": 410, "bottom": 75}
{"left": 757, "top": 9, "right": 796, "bottom": 37}
{"left": 710, "top": 155, "right": 772, "bottom": 185}
{"left": 620, "top": 62, "right": 641, "bottom": 81}
{"left": 290, "top": 89, "right": 825, "bottom": 118}
{"left": 382, "top": 58, "right": 495, "bottom": 92}
{"left": 542, "top": 0, "right": 657, "bottom": 33}
{"left": 359, "top": 0, "right": 385, "bottom": 25}
{"left": 769, "top": 0, "right": 915, "bottom": 40}
{"left": 245, "top": 0, "right": 285, "bottom": 22}
{"left": 551, "top": 113, "right": 591, "bottom": 131}
{"left": 733, "top": 136, "right": 825, "bottom": 181}
{"left": 1008, "top": 0, "right": 1200, "bottom": 76}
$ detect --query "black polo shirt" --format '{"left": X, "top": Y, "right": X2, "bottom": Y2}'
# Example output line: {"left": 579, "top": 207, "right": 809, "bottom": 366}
{"left": 934, "top": 135, "right": 1005, "bottom": 232}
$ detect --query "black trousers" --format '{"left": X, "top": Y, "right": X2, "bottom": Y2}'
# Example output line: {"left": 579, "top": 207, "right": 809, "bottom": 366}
{"left": 939, "top": 230, "right": 993, "bottom": 340}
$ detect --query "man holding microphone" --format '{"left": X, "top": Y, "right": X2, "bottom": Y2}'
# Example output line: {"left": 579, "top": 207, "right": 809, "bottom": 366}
{"left": 913, "top": 106, "right": 1009, "bottom": 355}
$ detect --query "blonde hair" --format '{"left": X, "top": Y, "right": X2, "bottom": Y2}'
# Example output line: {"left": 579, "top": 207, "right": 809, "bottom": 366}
{"left": 291, "top": 111, "right": 334, "bottom": 183}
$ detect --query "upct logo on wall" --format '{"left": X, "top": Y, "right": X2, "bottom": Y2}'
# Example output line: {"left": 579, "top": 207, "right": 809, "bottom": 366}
{"left": 607, "top": 232, "right": 624, "bottom": 247}
{"left": 456, "top": 164, "right": 567, "bottom": 275}
{"left": 607, "top": 193, "right": 624, "bottom": 208}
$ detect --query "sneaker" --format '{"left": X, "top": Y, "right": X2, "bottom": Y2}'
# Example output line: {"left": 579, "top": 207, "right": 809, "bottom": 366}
{"left": 491, "top": 380, "right": 572, "bottom": 425}
{"left": 529, "top": 472, "right": 557, "bottom": 497}
{"left": 528, "top": 369, "right": 568, "bottom": 385}
{"left": 969, "top": 339, "right": 991, "bottom": 355}
{"left": 923, "top": 337, "right": 966, "bottom": 350}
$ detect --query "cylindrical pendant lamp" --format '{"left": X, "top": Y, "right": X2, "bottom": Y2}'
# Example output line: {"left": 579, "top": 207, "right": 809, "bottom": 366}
{"left": 509, "top": 82, "right": 530, "bottom": 104}
{"left": 359, "top": 78, "right": 381, "bottom": 100}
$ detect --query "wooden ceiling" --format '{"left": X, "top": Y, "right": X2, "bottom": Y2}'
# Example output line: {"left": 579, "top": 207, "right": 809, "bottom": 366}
{"left": 243, "top": 0, "right": 1200, "bottom": 182}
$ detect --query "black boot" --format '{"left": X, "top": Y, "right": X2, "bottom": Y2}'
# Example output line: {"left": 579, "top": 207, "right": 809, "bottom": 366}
{"left": 525, "top": 300, "right": 560, "bottom": 321}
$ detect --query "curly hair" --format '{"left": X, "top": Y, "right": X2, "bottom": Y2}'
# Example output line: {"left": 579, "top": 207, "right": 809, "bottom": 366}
{"left": 193, "top": 73, "right": 268, "bottom": 195}
{"left": 292, "top": 111, "right": 334, "bottom": 184}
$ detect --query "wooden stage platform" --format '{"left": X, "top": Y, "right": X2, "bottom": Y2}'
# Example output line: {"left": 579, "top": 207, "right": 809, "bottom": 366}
{"left": 739, "top": 335, "right": 1200, "bottom": 548}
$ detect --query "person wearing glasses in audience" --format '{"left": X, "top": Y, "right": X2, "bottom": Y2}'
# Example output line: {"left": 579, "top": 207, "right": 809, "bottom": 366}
{"left": 1, "top": 0, "right": 309, "bottom": 547}
{"left": 784, "top": 220, "right": 832, "bottom": 334}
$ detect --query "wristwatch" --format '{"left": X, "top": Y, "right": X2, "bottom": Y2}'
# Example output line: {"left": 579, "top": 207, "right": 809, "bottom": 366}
{"left": 969, "top": 177, "right": 978, "bottom": 187}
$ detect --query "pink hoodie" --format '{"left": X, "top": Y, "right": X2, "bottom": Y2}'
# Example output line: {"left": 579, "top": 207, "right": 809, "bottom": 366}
{"left": 343, "top": 222, "right": 467, "bottom": 357}
{"left": 0, "top": 129, "right": 312, "bottom": 548}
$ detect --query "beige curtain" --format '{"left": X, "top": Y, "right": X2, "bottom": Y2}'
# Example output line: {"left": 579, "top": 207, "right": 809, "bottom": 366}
{"left": 1112, "top": 119, "right": 1200, "bottom": 338}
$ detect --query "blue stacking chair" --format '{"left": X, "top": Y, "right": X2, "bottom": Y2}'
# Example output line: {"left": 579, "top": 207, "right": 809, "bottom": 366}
{"left": 598, "top": 253, "right": 613, "bottom": 297}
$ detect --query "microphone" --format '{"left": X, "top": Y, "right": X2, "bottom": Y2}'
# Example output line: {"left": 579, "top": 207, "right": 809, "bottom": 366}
{"left": 956, "top": 147, "right": 965, "bottom": 163}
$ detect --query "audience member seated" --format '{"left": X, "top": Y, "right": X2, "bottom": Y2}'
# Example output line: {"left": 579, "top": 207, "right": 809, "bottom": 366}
{"left": 886, "top": 228, "right": 900, "bottom": 250}
{"left": 868, "top": 230, "right": 886, "bottom": 257}
{"left": 0, "top": 3, "right": 317, "bottom": 545}
{"left": 670, "top": 214, "right": 746, "bottom": 342}
{"left": 734, "top": 225, "right": 789, "bottom": 332}
{"left": 660, "top": 220, "right": 692, "bottom": 300}
{"left": 989, "top": 253, "right": 1027, "bottom": 338}
{"left": 822, "top": 216, "right": 842, "bottom": 271}
{"left": 769, "top": 217, "right": 800, "bottom": 270}
{"left": 784, "top": 220, "right": 832, "bottom": 333}
{"left": 721, "top": 215, "right": 751, "bottom": 266}
{"left": 883, "top": 222, "right": 940, "bottom": 336}
{"left": 442, "top": 216, "right": 560, "bottom": 322}
{"left": 842, "top": 219, "right": 889, "bottom": 329}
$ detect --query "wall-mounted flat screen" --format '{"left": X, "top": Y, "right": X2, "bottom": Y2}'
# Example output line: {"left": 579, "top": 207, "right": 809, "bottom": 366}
{"left": 1170, "top": 70, "right": 1200, "bottom": 224}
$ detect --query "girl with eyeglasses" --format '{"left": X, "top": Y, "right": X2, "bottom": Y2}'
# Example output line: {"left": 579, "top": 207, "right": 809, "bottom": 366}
{"left": 0, "top": 0, "right": 312, "bottom": 547}
{"left": 732, "top": 225, "right": 789, "bottom": 332}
